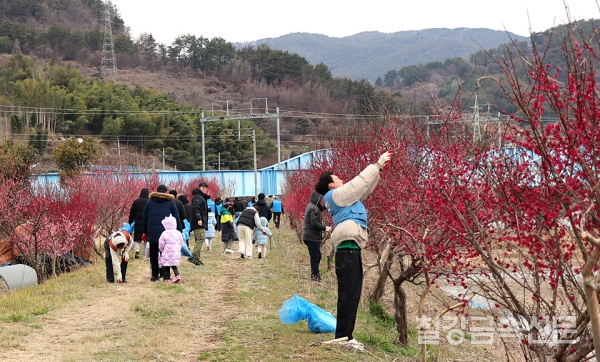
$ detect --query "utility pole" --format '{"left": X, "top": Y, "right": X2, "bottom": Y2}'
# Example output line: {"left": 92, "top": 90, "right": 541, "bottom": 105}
{"left": 117, "top": 136, "right": 121, "bottom": 171}
{"left": 162, "top": 147, "right": 165, "bottom": 170}
{"left": 472, "top": 95, "right": 481, "bottom": 144}
{"left": 201, "top": 113, "right": 205, "bottom": 171}
{"left": 498, "top": 111, "right": 502, "bottom": 149}
{"left": 276, "top": 106, "right": 280, "bottom": 168}
{"left": 253, "top": 129, "right": 257, "bottom": 197}
{"left": 101, "top": 0, "right": 118, "bottom": 81}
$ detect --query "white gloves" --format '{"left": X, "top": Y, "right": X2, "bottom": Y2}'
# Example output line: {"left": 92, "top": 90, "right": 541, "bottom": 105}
{"left": 325, "top": 226, "right": 332, "bottom": 232}
{"left": 123, "top": 252, "right": 129, "bottom": 262}
{"left": 117, "top": 274, "right": 123, "bottom": 283}
{"left": 377, "top": 151, "right": 393, "bottom": 169}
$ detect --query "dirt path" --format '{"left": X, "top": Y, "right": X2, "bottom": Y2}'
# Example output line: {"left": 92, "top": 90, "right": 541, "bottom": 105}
{"left": 0, "top": 242, "right": 249, "bottom": 362}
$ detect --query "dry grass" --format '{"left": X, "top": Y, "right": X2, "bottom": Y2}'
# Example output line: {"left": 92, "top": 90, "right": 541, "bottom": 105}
{"left": 0, "top": 221, "right": 516, "bottom": 361}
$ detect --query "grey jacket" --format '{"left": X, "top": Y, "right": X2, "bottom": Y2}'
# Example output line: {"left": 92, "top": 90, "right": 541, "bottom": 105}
{"left": 302, "top": 190, "right": 327, "bottom": 243}
{"left": 328, "top": 163, "right": 380, "bottom": 249}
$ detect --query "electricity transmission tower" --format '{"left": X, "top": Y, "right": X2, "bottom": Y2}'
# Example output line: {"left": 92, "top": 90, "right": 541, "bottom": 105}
{"left": 101, "top": 0, "right": 118, "bottom": 81}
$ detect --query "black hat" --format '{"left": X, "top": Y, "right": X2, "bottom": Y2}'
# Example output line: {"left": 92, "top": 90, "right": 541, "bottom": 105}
{"left": 157, "top": 184, "right": 168, "bottom": 193}
{"left": 199, "top": 182, "right": 208, "bottom": 187}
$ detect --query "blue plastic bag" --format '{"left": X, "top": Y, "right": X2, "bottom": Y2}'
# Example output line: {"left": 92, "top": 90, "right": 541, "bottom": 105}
{"left": 306, "top": 303, "right": 337, "bottom": 333}
{"left": 279, "top": 294, "right": 336, "bottom": 333}
{"left": 119, "top": 222, "right": 135, "bottom": 234}
{"left": 279, "top": 294, "right": 308, "bottom": 325}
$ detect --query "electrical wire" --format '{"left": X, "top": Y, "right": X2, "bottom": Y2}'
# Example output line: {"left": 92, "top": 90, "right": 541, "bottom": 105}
{"left": 0, "top": 104, "right": 400, "bottom": 120}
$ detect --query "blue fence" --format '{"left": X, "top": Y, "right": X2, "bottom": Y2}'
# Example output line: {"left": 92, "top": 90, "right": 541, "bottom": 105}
{"left": 32, "top": 149, "right": 329, "bottom": 197}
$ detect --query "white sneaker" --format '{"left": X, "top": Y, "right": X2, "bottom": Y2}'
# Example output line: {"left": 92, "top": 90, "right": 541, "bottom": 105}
{"left": 338, "top": 339, "right": 364, "bottom": 351}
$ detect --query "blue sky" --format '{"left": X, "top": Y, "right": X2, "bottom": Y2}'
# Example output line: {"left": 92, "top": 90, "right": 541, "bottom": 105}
{"left": 111, "top": 0, "right": 599, "bottom": 44}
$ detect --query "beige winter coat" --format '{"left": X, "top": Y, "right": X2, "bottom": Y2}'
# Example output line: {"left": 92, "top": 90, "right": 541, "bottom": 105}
{"left": 108, "top": 232, "right": 134, "bottom": 280}
{"left": 329, "top": 163, "right": 381, "bottom": 249}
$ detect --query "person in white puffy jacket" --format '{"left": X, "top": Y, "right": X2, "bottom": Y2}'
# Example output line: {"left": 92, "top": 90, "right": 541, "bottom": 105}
{"left": 104, "top": 230, "right": 133, "bottom": 283}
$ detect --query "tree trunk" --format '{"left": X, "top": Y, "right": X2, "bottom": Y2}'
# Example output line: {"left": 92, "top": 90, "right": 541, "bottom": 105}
{"left": 369, "top": 246, "right": 393, "bottom": 303}
{"left": 288, "top": 217, "right": 303, "bottom": 243}
{"left": 581, "top": 232, "right": 600, "bottom": 360}
{"left": 393, "top": 281, "right": 408, "bottom": 346}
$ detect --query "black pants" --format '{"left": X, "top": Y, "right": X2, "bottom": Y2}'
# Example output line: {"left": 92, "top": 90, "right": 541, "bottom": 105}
{"left": 105, "top": 247, "right": 128, "bottom": 282}
{"left": 163, "top": 266, "right": 179, "bottom": 279}
{"left": 304, "top": 240, "right": 322, "bottom": 277}
{"left": 149, "top": 243, "right": 161, "bottom": 279}
{"left": 335, "top": 249, "right": 363, "bottom": 340}
{"left": 273, "top": 212, "right": 281, "bottom": 228}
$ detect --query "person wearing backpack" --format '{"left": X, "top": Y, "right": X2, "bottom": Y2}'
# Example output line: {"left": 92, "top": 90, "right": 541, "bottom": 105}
{"left": 220, "top": 204, "right": 237, "bottom": 254}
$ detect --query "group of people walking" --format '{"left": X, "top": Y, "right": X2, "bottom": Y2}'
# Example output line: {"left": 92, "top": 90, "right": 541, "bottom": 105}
{"left": 105, "top": 183, "right": 282, "bottom": 285}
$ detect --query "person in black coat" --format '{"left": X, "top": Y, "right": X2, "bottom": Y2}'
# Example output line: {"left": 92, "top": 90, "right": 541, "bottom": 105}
{"left": 128, "top": 187, "right": 149, "bottom": 259}
{"left": 178, "top": 194, "right": 192, "bottom": 223}
{"left": 169, "top": 190, "right": 187, "bottom": 228}
{"left": 142, "top": 184, "right": 181, "bottom": 281}
{"left": 178, "top": 194, "right": 192, "bottom": 248}
{"left": 302, "top": 190, "right": 331, "bottom": 282}
{"left": 255, "top": 193, "right": 272, "bottom": 222}
{"left": 190, "top": 182, "right": 209, "bottom": 264}
{"left": 233, "top": 197, "right": 244, "bottom": 218}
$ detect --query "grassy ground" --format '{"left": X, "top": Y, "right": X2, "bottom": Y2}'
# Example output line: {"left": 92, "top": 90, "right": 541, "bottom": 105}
{"left": 0, "top": 222, "right": 503, "bottom": 361}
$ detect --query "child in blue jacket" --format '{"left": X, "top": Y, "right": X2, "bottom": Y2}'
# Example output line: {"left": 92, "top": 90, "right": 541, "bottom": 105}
{"left": 205, "top": 211, "right": 217, "bottom": 251}
{"left": 253, "top": 216, "right": 273, "bottom": 259}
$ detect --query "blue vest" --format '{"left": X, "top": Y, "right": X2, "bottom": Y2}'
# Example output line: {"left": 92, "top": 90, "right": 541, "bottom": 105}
{"left": 323, "top": 190, "right": 368, "bottom": 228}
{"left": 272, "top": 200, "right": 282, "bottom": 213}
{"left": 207, "top": 199, "right": 215, "bottom": 214}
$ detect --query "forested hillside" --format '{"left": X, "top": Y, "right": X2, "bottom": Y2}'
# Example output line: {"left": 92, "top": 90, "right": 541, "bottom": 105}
{"left": 374, "top": 19, "right": 600, "bottom": 116}
{"left": 0, "top": 0, "right": 383, "bottom": 171}
{"left": 247, "top": 29, "right": 529, "bottom": 82}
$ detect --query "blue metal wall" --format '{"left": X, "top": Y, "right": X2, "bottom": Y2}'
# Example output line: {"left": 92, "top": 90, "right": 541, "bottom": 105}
{"left": 32, "top": 149, "right": 329, "bottom": 197}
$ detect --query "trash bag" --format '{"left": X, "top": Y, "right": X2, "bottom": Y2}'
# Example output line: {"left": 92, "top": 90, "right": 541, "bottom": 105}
{"left": 279, "top": 294, "right": 336, "bottom": 333}
{"left": 306, "top": 304, "right": 337, "bottom": 333}
{"left": 279, "top": 294, "right": 308, "bottom": 324}
{"left": 119, "top": 222, "right": 135, "bottom": 234}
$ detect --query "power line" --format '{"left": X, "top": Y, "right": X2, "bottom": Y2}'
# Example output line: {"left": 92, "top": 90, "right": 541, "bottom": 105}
{"left": 0, "top": 104, "right": 396, "bottom": 120}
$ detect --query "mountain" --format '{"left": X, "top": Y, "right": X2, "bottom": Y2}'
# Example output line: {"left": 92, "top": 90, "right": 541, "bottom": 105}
{"left": 242, "top": 29, "right": 529, "bottom": 82}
